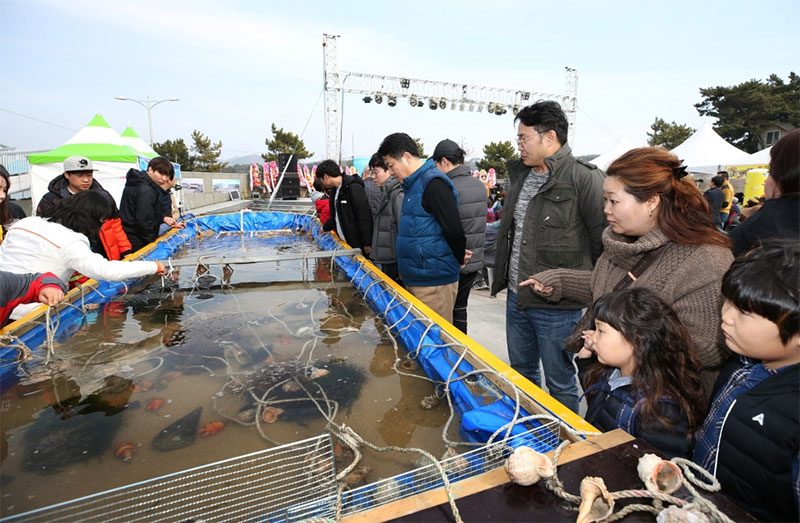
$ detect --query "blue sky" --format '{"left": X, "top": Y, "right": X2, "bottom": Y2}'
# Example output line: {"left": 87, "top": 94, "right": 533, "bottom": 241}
{"left": 2, "top": 0, "right": 797, "bottom": 161}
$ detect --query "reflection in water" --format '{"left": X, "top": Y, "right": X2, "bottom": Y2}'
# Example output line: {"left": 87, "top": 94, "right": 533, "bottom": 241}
{"left": 0, "top": 231, "right": 467, "bottom": 517}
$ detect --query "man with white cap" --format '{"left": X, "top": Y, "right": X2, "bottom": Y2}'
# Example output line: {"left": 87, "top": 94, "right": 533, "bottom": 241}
{"left": 36, "top": 156, "right": 114, "bottom": 217}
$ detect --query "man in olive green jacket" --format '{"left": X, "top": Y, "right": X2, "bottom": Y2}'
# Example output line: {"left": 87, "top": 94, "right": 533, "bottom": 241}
{"left": 491, "top": 101, "right": 605, "bottom": 412}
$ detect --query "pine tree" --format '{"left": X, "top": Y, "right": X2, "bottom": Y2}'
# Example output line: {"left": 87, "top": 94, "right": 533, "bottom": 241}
{"left": 262, "top": 124, "right": 312, "bottom": 162}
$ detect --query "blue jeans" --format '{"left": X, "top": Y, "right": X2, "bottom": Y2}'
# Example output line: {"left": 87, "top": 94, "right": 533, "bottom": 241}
{"left": 506, "top": 291, "right": 581, "bottom": 412}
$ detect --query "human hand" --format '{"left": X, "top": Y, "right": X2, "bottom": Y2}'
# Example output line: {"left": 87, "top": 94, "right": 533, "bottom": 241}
{"left": 363, "top": 246, "right": 371, "bottom": 256}
{"left": 164, "top": 217, "right": 185, "bottom": 229}
{"left": 461, "top": 249, "right": 473, "bottom": 269}
{"left": 580, "top": 330, "right": 596, "bottom": 354}
{"left": 38, "top": 286, "right": 65, "bottom": 307}
{"left": 155, "top": 262, "right": 168, "bottom": 275}
{"left": 518, "top": 277, "right": 553, "bottom": 296}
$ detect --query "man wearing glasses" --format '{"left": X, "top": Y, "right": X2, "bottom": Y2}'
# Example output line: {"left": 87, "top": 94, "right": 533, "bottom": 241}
{"left": 36, "top": 156, "right": 115, "bottom": 217}
{"left": 492, "top": 101, "right": 605, "bottom": 413}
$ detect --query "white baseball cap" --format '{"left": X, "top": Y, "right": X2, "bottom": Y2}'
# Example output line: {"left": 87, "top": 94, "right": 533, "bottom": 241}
{"left": 63, "top": 156, "right": 97, "bottom": 173}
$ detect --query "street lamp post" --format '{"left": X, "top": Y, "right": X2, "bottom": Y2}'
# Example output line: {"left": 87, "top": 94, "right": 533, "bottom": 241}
{"left": 114, "top": 96, "right": 180, "bottom": 146}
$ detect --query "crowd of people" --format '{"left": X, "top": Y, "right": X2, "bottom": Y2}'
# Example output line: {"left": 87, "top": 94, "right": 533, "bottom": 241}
{"left": 2, "top": 102, "right": 798, "bottom": 520}
{"left": 310, "top": 105, "right": 798, "bottom": 521}
{"left": 0, "top": 155, "right": 188, "bottom": 322}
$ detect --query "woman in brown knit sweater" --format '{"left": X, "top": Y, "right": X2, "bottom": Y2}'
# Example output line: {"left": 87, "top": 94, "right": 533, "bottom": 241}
{"left": 520, "top": 147, "right": 733, "bottom": 392}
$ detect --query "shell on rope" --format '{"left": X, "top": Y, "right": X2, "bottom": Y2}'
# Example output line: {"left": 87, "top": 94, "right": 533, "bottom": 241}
{"left": 637, "top": 453, "right": 683, "bottom": 495}
{"left": 576, "top": 476, "right": 614, "bottom": 523}
{"left": 504, "top": 446, "right": 554, "bottom": 486}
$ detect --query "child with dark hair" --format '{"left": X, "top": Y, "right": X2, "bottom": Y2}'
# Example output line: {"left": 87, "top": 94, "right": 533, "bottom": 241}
{"left": 311, "top": 178, "right": 331, "bottom": 224}
{"left": 577, "top": 287, "right": 705, "bottom": 459}
{"left": 693, "top": 239, "right": 799, "bottom": 522}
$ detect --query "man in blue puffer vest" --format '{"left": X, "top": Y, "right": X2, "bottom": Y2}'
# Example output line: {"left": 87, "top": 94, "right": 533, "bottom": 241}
{"left": 377, "top": 133, "right": 467, "bottom": 324}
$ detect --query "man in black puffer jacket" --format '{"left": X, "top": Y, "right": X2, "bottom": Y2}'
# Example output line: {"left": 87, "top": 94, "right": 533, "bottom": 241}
{"left": 316, "top": 159, "right": 373, "bottom": 257}
{"left": 36, "top": 156, "right": 115, "bottom": 217}
{"left": 119, "top": 157, "right": 173, "bottom": 252}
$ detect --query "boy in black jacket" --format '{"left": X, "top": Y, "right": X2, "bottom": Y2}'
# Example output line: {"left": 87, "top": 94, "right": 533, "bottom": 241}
{"left": 315, "top": 159, "right": 373, "bottom": 257}
{"left": 693, "top": 240, "right": 799, "bottom": 522}
{"left": 119, "top": 157, "right": 173, "bottom": 252}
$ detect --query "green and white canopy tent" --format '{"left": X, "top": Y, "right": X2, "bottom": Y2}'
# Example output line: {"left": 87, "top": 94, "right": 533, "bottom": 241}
{"left": 120, "top": 126, "right": 158, "bottom": 157}
{"left": 28, "top": 114, "right": 147, "bottom": 207}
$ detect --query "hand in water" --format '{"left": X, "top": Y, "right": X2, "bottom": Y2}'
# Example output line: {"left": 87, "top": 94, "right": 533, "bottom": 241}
{"left": 155, "top": 262, "right": 168, "bottom": 276}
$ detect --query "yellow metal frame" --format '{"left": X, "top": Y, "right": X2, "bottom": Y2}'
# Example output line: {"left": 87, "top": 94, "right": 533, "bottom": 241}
{"left": 337, "top": 234, "right": 597, "bottom": 434}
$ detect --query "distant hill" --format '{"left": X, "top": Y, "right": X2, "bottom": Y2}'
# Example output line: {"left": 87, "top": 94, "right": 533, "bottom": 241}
{"left": 225, "top": 154, "right": 264, "bottom": 165}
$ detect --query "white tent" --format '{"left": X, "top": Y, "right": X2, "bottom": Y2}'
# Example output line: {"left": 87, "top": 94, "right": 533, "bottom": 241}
{"left": 589, "top": 135, "right": 637, "bottom": 171}
{"left": 747, "top": 145, "right": 772, "bottom": 166}
{"left": 28, "top": 114, "right": 144, "bottom": 208}
{"left": 670, "top": 122, "right": 753, "bottom": 174}
{"left": 120, "top": 126, "right": 157, "bottom": 157}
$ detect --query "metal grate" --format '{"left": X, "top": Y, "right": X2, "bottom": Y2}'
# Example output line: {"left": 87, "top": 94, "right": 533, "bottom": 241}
{"left": 2, "top": 434, "right": 338, "bottom": 523}
{"left": 297, "top": 420, "right": 564, "bottom": 518}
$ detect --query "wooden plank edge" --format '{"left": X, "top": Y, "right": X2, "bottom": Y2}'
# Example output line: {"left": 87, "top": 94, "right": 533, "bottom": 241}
{"left": 342, "top": 429, "right": 635, "bottom": 523}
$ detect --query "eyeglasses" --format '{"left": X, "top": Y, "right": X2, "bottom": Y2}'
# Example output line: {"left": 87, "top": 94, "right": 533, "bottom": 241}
{"left": 68, "top": 172, "right": 94, "bottom": 179}
{"left": 515, "top": 130, "right": 547, "bottom": 146}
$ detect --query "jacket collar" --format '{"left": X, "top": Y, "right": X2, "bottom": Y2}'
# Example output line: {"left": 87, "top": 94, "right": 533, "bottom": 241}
{"left": 403, "top": 158, "right": 436, "bottom": 189}
{"left": 542, "top": 143, "right": 573, "bottom": 174}
{"left": 446, "top": 164, "right": 472, "bottom": 180}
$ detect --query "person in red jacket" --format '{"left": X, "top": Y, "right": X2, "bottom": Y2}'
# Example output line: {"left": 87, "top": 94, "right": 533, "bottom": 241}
{"left": 1, "top": 270, "right": 67, "bottom": 325}
{"left": 311, "top": 178, "right": 331, "bottom": 224}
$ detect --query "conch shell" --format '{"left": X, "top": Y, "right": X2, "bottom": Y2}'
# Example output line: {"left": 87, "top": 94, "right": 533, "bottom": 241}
{"left": 576, "top": 476, "right": 614, "bottom": 523}
{"left": 504, "top": 446, "right": 554, "bottom": 486}
{"left": 637, "top": 453, "right": 683, "bottom": 495}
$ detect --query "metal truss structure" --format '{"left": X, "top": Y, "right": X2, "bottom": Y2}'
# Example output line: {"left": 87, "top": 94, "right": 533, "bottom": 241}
{"left": 322, "top": 34, "right": 578, "bottom": 162}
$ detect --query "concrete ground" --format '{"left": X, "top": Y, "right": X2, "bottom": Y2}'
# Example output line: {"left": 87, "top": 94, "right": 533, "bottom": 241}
{"left": 463, "top": 287, "right": 509, "bottom": 365}
{"left": 464, "top": 286, "right": 589, "bottom": 416}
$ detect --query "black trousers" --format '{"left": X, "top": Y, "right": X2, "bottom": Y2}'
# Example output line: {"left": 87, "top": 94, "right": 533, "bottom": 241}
{"left": 453, "top": 272, "right": 477, "bottom": 334}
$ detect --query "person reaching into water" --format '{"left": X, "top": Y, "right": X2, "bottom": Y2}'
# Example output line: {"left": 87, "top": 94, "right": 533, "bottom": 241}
{"left": 0, "top": 190, "right": 166, "bottom": 312}
{"left": 577, "top": 287, "right": 705, "bottom": 459}
{"left": 0, "top": 270, "right": 67, "bottom": 325}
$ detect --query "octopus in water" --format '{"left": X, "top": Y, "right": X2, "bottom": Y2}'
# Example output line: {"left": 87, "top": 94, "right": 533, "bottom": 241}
{"left": 146, "top": 398, "right": 165, "bottom": 411}
{"left": 400, "top": 359, "right": 419, "bottom": 371}
{"left": 419, "top": 395, "right": 439, "bottom": 410}
{"left": 114, "top": 442, "right": 136, "bottom": 463}
{"left": 198, "top": 421, "right": 225, "bottom": 437}
{"left": 261, "top": 406, "right": 284, "bottom": 423}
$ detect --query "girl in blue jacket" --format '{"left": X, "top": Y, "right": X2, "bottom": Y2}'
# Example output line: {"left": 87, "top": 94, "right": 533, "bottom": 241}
{"left": 576, "top": 287, "right": 706, "bottom": 459}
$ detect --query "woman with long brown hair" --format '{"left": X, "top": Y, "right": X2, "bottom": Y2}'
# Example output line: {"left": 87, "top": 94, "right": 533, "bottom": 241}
{"left": 520, "top": 147, "right": 734, "bottom": 393}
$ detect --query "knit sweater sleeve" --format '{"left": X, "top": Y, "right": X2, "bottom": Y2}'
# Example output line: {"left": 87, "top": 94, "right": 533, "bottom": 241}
{"left": 529, "top": 268, "right": 594, "bottom": 305}
{"left": 667, "top": 246, "right": 733, "bottom": 370}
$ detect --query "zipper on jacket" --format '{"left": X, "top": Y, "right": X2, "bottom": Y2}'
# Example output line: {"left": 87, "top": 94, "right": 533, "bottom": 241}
{"left": 712, "top": 398, "right": 737, "bottom": 476}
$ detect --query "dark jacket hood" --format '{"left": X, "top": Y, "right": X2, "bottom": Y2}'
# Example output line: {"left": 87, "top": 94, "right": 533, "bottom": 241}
{"left": 125, "top": 168, "right": 165, "bottom": 193}
{"left": 341, "top": 173, "right": 365, "bottom": 189}
{"left": 47, "top": 173, "right": 107, "bottom": 197}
